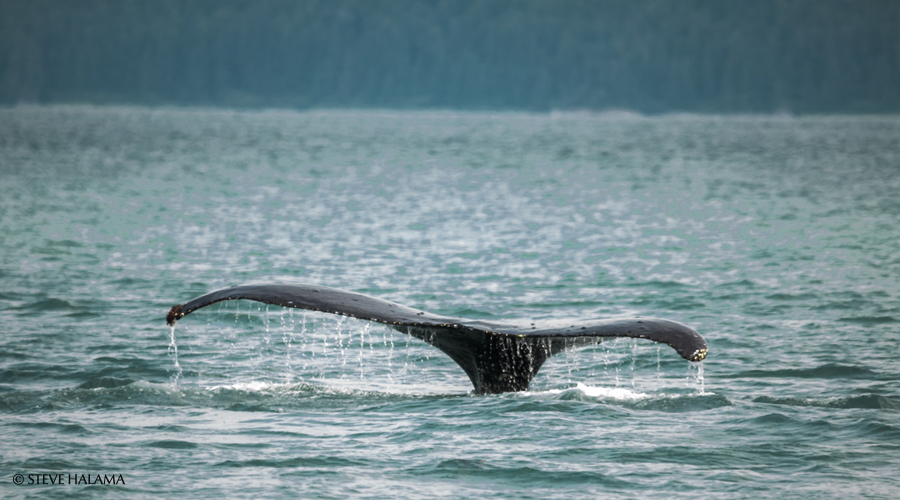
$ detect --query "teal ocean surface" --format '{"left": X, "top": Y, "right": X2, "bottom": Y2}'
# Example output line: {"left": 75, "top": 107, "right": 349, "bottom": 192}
{"left": 1, "top": 106, "right": 898, "bottom": 498}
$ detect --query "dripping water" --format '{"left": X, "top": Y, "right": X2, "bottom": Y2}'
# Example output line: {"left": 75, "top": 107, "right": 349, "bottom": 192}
{"left": 299, "top": 311, "right": 309, "bottom": 372}
{"left": 357, "top": 323, "right": 371, "bottom": 380}
{"left": 280, "top": 308, "right": 294, "bottom": 383}
{"left": 687, "top": 361, "right": 706, "bottom": 394}
{"left": 386, "top": 328, "right": 395, "bottom": 384}
{"left": 656, "top": 345, "right": 661, "bottom": 382}
{"left": 262, "top": 305, "right": 272, "bottom": 376}
{"left": 167, "top": 325, "right": 182, "bottom": 384}
{"left": 335, "top": 316, "right": 350, "bottom": 380}
{"left": 696, "top": 362, "right": 706, "bottom": 394}
{"left": 630, "top": 339, "right": 638, "bottom": 389}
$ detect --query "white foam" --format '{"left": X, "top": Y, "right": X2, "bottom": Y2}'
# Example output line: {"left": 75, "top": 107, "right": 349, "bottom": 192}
{"left": 544, "top": 382, "right": 649, "bottom": 401}
{"left": 206, "top": 381, "right": 287, "bottom": 392}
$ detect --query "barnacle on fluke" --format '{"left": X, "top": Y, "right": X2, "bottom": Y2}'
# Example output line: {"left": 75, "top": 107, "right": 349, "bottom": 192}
{"left": 167, "top": 283, "right": 708, "bottom": 394}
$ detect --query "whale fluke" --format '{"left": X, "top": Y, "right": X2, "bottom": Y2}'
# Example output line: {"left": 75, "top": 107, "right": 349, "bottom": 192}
{"left": 166, "top": 284, "right": 708, "bottom": 394}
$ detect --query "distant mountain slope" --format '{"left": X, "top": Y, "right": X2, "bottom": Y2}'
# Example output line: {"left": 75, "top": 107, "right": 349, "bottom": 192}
{"left": 1, "top": 0, "right": 898, "bottom": 112}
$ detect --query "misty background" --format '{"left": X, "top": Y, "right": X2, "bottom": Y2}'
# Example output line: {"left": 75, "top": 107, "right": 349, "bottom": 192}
{"left": 1, "top": 0, "right": 899, "bottom": 113}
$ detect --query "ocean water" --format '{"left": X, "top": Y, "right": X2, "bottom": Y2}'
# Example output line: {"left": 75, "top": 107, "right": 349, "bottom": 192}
{"left": 1, "top": 106, "right": 898, "bottom": 499}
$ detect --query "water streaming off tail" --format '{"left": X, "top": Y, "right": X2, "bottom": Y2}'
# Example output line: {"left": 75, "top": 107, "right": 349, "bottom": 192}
{"left": 167, "top": 325, "right": 182, "bottom": 384}
{"left": 688, "top": 359, "right": 706, "bottom": 395}
{"left": 530, "top": 338, "right": 707, "bottom": 395}
{"left": 169, "top": 301, "right": 467, "bottom": 393}
{"left": 168, "top": 301, "right": 706, "bottom": 394}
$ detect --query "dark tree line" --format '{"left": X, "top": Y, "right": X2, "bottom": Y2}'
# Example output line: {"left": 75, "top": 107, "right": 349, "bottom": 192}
{"left": 1, "top": 0, "right": 898, "bottom": 113}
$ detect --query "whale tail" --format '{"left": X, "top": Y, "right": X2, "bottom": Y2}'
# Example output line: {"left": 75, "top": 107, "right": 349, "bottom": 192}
{"left": 166, "top": 283, "right": 708, "bottom": 394}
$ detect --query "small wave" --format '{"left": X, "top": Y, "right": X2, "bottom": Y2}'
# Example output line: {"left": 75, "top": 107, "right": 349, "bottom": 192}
{"left": 77, "top": 377, "right": 136, "bottom": 389}
{"left": 48, "top": 239, "right": 84, "bottom": 248}
{"left": 0, "top": 291, "right": 27, "bottom": 300}
{"left": 66, "top": 310, "right": 102, "bottom": 319}
{"left": 12, "top": 297, "right": 101, "bottom": 319}
{"left": 750, "top": 412, "right": 795, "bottom": 424}
{"left": 413, "top": 459, "right": 631, "bottom": 486}
{"left": 21, "top": 458, "right": 79, "bottom": 469}
{"left": 753, "top": 394, "right": 899, "bottom": 410}
{"left": 765, "top": 292, "right": 819, "bottom": 301}
{"left": 624, "top": 280, "right": 690, "bottom": 289}
{"left": 724, "top": 363, "right": 875, "bottom": 379}
{"left": 535, "top": 383, "right": 731, "bottom": 411}
{"left": 714, "top": 279, "right": 757, "bottom": 289}
{"left": 18, "top": 298, "right": 76, "bottom": 311}
{"left": 812, "top": 300, "right": 872, "bottom": 311}
{"left": 144, "top": 440, "right": 199, "bottom": 449}
{"left": 108, "top": 277, "right": 151, "bottom": 286}
{"left": 838, "top": 316, "right": 897, "bottom": 326}
{"left": 0, "top": 363, "right": 78, "bottom": 384}
{"left": 628, "top": 393, "right": 732, "bottom": 412}
{"left": 9, "top": 421, "right": 93, "bottom": 435}
{"left": 74, "top": 357, "right": 173, "bottom": 382}
{"left": 0, "top": 351, "right": 34, "bottom": 361}
{"left": 0, "top": 381, "right": 192, "bottom": 414}
{"left": 216, "top": 456, "right": 364, "bottom": 468}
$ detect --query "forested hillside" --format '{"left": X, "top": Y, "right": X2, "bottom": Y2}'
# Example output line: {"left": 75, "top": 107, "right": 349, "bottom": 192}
{"left": 1, "top": 0, "right": 898, "bottom": 112}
